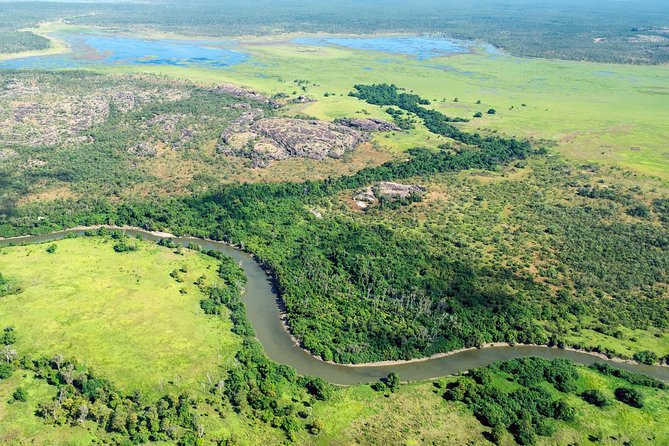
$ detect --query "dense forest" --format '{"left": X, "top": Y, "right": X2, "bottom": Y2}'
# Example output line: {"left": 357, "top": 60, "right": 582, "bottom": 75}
{"left": 1, "top": 0, "right": 668, "bottom": 63}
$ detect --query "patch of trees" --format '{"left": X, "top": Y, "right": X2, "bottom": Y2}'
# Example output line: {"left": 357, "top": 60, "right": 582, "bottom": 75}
{"left": 632, "top": 350, "right": 658, "bottom": 365}
{"left": 351, "top": 84, "right": 532, "bottom": 155}
{"left": 653, "top": 198, "right": 669, "bottom": 223}
{"left": 371, "top": 372, "right": 400, "bottom": 393}
{"left": 0, "top": 31, "right": 49, "bottom": 54}
{"left": 444, "top": 358, "right": 578, "bottom": 445}
{"left": 589, "top": 362, "right": 666, "bottom": 390}
{"left": 444, "top": 358, "right": 661, "bottom": 445}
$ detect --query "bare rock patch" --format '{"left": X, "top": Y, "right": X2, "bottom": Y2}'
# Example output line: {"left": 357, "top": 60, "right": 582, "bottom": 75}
{"left": 353, "top": 182, "right": 425, "bottom": 209}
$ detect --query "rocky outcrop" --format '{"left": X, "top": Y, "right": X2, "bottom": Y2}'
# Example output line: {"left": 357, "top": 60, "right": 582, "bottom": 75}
{"left": 335, "top": 117, "right": 400, "bottom": 132}
{"left": 128, "top": 142, "right": 157, "bottom": 158}
{"left": 0, "top": 76, "right": 190, "bottom": 148}
{"left": 219, "top": 115, "right": 370, "bottom": 167}
{"left": 213, "top": 84, "right": 279, "bottom": 107}
{"left": 353, "top": 182, "right": 425, "bottom": 209}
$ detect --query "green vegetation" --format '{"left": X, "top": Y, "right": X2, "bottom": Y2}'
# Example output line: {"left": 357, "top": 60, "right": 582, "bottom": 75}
{"left": 0, "top": 234, "right": 239, "bottom": 395}
{"left": 0, "top": 31, "right": 49, "bottom": 55}
{"left": 615, "top": 387, "right": 644, "bottom": 408}
{"left": 443, "top": 358, "right": 668, "bottom": 445}
{"left": 2, "top": 112, "right": 666, "bottom": 366}
{"left": 0, "top": 4, "right": 667, "bottom": 443}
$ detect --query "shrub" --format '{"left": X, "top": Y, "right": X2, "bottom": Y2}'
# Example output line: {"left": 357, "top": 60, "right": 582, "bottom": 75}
{"left": 11, "top": 387, "right": 28, "bottom": 402}
{"left": 633, "top": 350, "right": 658, "bottom": 365}
{"left": 582, "top": 389, "right": 610, "bottom": 407}
{"left": 0, "top": 362, "right": 13, "bottom": 379}
{"left": 1, "top": 327, "right": 17, "bottom": 345}
{"left": 626, "top": 205, "right": 650, "bottom": 218}
{"left": 615, "top": 387, "right": 644, "bottom": 408}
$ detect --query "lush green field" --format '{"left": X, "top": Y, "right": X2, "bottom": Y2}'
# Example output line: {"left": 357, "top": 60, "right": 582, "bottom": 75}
{"left": 0, "top": 236, "right": 239, "bottom": 396}
{"left": 103, "top": 36, "right": 669, "bottom": 179}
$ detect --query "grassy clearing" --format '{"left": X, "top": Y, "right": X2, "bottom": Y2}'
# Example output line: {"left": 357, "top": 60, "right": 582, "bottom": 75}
{"left": 547, "top": 368, "right": 669, "bottom": 445}
{"left": 0, "top": 236, "right": 240, "bottom": 398}
{"left": 294, "top": 382, "right": 488, "bottom": 446}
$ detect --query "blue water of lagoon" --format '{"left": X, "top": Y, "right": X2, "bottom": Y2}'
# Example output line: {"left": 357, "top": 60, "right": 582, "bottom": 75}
{"left": 0, "top": 33, "right": 249, "bottom": 70}
{"left": 292, "top": 36, "right": 496, "bottom": 60}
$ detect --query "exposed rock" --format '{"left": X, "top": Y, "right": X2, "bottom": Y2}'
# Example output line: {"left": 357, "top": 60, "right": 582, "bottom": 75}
{"left": 0, "top": 79, "right": 189, "bottom": 148}
{"left": 254, "top": 118, "right": 368, "bottom": 160}
{"left": 148, "top": 113, "right": 184, "bottom": 133}
{"left": 23, "top": 158, "right": 47, "bottom": 169}
{"left": 213, "top": 84, "right": 279, "bottom": 107}
{"left": 290, "top": 95, "right": 316, "bottom": 104}
{"left": 219, "top": 116, "right": 370, "bottom": 167}
{"left": 335, "top": 117, "right": 400, "bottom": 132}
{"left": 111, "top": 91, "right": 136, "bottom": 112}
{"left": 353, "top": 182, "right": 425, "bottom": 209}
{"left": 128, "top": 142, "right": 157, "bottom": 157}
{"left": 0, "top": 78, "right": 36, "bottom": 97}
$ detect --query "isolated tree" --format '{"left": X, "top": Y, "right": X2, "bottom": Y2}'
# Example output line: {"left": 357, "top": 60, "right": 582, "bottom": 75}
{"left": 310, "top": 418, "right": 324, "bottom": 435}
{"left": 487, "top": 108, "right": 497, "bottom": 115}
{"left": 2, "top": 345, "right": 17, "bottom": 363}
{"left": 473, "top": 112, "right": 483, "bottom": 118}
{"left": 386, "top": 372, "right": 400, "bottom": 392}
{"left": 12, "top": 387, "right": 27, "bottom": 402}
{"left": 582, "top": 389, "right": 610, "bottom": 407}
{"left": 615, "top": 387, "right": 644, "bottom": 408}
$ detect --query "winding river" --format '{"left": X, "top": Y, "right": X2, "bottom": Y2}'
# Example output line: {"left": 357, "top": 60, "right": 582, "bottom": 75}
{"left": 1, "top": 227, "right": 667, "bottom": 385}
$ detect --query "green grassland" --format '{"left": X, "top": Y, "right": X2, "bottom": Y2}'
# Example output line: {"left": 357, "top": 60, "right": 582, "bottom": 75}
{"left": 101, "top": 36, "right": 669, "bottom": 180}
{"left": 0, "top": 236, "right": 239, "bottom": 397}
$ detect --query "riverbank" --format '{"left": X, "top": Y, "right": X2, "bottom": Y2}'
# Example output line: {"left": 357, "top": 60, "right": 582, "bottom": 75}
{"left": 1, "top": 225, "right": 668, "bottom": 385}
